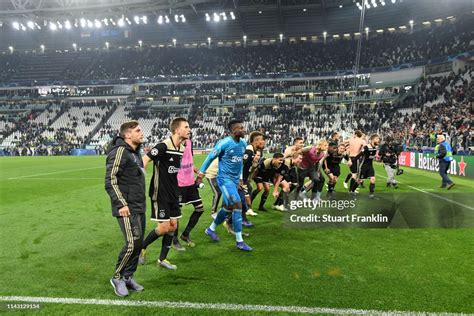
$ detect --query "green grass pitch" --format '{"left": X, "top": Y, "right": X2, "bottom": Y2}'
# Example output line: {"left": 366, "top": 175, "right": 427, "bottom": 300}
{"left": 0, "top": 155, "right": 473, "bottom": 315}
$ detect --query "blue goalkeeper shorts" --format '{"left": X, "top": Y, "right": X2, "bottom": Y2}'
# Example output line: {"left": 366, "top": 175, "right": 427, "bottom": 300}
{"left": 217, "top": 178, "right": 241, "bottom": 207}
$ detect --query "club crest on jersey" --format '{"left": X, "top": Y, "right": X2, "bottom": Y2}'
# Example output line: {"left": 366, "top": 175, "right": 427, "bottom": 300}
{"left": 150, "top": 148, "right": 159, "bottom": 156}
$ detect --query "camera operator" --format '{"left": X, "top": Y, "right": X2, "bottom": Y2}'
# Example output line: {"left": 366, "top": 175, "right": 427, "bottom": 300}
{"left": 379, "top": 136, "right": 399, "bottom": 189}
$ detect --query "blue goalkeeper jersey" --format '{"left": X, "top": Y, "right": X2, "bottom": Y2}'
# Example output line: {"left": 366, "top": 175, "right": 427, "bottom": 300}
{"left": 200, "top": 136, "right": 247, "bottom": 185}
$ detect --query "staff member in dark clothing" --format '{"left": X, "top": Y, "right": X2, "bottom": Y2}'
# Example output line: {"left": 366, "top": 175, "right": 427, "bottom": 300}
{"left": 435, "top": 134, "right": 455, "bottom": 190}
{"left": 105, "top": 120, "right": 146, "bottom": 297}
{"left": 379, "top": 136, "right": 399, "bottom": 189}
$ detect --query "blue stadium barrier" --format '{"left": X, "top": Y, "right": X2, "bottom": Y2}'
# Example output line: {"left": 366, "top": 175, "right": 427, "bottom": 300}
{"left": 71, "top": 149, "right": 97, "bottom": 156}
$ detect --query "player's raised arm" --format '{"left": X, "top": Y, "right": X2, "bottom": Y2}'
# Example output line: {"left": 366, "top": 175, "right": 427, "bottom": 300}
{"left": 197, "top": 139, "right": 225, "bottom": 181}
{"left": 301, "top": 145, "right": 313, "bottom": 153}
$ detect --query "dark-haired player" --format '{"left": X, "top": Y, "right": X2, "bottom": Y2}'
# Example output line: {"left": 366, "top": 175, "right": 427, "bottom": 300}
{"left": 105, "top": 120, "right": 146, "bottom": 297}
{"left": 323, "top": 143, "right": 348, "bottom": 199}
{"left": 284, "top": 137, "right": 304, "bottom": 158}
{"left": 196, "top": 119, "right": 252, "bottom": 251}
{"left": 242, "top": 131, "right": 266, "bottom": 217}
{"left": 273, "top": 152, "right": 304, "bottom": 210}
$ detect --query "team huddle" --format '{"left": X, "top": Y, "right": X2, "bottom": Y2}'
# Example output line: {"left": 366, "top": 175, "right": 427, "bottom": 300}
{"left": 104, "top": 118, "right": 400, "bottom": 297}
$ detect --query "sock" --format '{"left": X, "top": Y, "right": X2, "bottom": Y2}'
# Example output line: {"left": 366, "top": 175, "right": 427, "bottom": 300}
{"left": 250, "top": 190, "right": 259, "bottom": 202}
{"left": 345, "top": 173, "right": 352, "bottom": 183}
{"left": 259, "top": 192, "right": 268, "bottom": 209}
{"left": 240, "top": 196, "right": 249, "bottom": 221}
{"left": 242, "top": 207, "right": 248, "bottom": 222}
{"left": 328, "top": 182, "right": 335, "bottom": 193}
{"left": 283, "top": 191, "right": 289, "bottom": 207}
{"left": 159, "top": 233, "right": 173, "bottom": 261}
{"left": 274, "top": 194, "right": 283, "bottom": 206}
{"left": 143, "top": 228, "right": 160, "bottom": 249}
{"left": 235, "top": 232, "right": 243, "bottom": 243}
{"left": 370, "top": 183, "right": 375, "bottom": 194}
{"left": 183, "top": 209, "right": 203, "bottom": 237}
{"left": 232, "top": 210, "right": 243, "bottom": 242}
{"left": 173, "top": 222, "right": 179, "bottom": 243}
{"left": 210, "top": 208, "right": 227, "bottom": 231}
{"left": 350, "top": 178, "right": 359, "bottom": 192}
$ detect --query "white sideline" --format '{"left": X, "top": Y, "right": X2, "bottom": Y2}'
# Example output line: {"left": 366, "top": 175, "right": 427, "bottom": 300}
{"left": 376, "top": 174, "right": 474, "bottom": 211}
{"left": 0, "top": 296, "right": 465, "bottom": 315}
{"left": 7, "top": 167, "right": 102, "bottom": 180}
{"left": 9, "top": 177, "right": 104, "bottom": 180}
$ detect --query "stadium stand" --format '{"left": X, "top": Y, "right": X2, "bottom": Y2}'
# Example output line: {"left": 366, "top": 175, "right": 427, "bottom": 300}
{"left": 0, "top": 15, "right": 472, "bottom": 84}
{"left": 1, "top": 66, "right": 472, "bottom": 155}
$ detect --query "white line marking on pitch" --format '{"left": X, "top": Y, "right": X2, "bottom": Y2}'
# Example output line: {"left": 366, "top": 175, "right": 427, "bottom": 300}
{"left": 10, "top": 177, "right": 103, "bottom": 180}
{"left": 7, "top": 167, "right": 102, "bottom": 180}
{"left": 0, "top": 296, "right": 465, "bottom": 315}
{"left": 377, "top": 174, "right": 474, "bottom": 211}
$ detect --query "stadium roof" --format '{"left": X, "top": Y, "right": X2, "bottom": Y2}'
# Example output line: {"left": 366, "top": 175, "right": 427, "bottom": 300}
{"left": 1, "top": 0, "right": 351, "bottom": 18}
{"left": 1, "top": 0, "right": 471, "bottom": 51}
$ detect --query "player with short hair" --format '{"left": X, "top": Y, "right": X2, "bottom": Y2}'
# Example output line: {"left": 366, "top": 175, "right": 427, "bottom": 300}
{"left": 323, "top": 143, "right": 349, "bottom": 199}
{"left": 173, "top": 138, "right": 205, "bottom": 249}
{"left": 350, "top": 134, "right": 380, "bottom": 198}
{"left": 253, "top": 152, "right": 285, "bottom": 209}
{"left": 105, "top": 120, "right": 146, "bottom": 297}
{"left": 298, "top": 140, "right": 328, "bottom": 202}
{"left": 139, "top": 117, "right": 190, "bottom": 270}
{"left": 272, "top": 152, "right": 304, "bottom": 210}
{"left": 242, "top": 131, "right": 266, "bottom": 217}
{"left": 344, "top": 130, "right": 366, "bottom": 191}
{"left": 196, "top": 119, "right": 252, "bottom": 251}
{"left": 329, "top": 132, "right": 340, "bottom": 145}
{"left": 284, "top": 137, "right": 304, "bottom": 158}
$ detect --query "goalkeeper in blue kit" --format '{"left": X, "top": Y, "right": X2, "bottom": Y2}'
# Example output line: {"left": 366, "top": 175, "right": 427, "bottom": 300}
{"left": 195, "top": 119, "right": 252, "bottom": 251}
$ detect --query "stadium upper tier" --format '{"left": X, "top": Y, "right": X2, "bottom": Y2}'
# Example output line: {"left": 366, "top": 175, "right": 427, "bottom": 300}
{"left": 1, "top": 15, "right": 472, "bottom": 86}
{"left": 1, "top": 67, "right": 472, "bottom": 155}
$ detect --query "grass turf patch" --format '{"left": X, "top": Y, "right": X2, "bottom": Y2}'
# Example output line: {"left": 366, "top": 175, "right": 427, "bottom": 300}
{"left": 0, "top": 155, "right": 473, "bottom": 314}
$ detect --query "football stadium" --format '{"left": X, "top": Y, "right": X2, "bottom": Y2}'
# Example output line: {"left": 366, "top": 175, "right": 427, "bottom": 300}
{"left": 0, "top": 0, "right": 473, "bottom": 314}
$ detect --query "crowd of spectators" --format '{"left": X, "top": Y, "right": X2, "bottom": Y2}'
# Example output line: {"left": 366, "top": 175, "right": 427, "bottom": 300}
{"left": 0, "top": 102, "right": 115, "bottom": 156}
{"left": 82, "top": 17, "right": 471, "bottom": 80}
{"left": 0, "top": 16, "right": 472, "bottom": 84}
{"left": 1, "top": 65, "right": 472, "bottom": 155}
